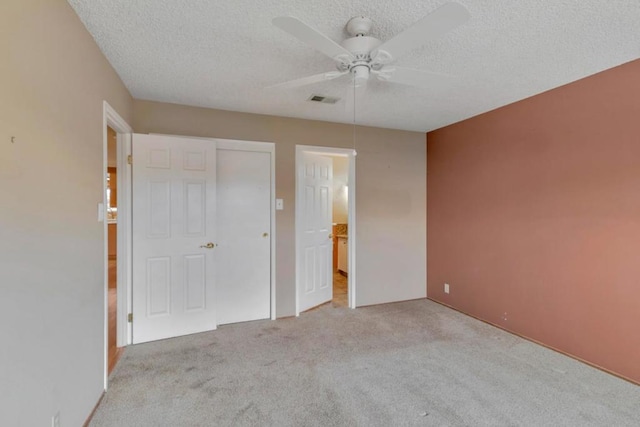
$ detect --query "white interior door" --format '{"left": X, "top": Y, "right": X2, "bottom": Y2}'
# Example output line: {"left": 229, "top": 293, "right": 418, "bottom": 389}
{"left": 298, "top": 153, "right": 333, "bottom": 312}
{"left": 132, "top": 134, "right": 217, "bottom": 344}
{"left": 216, "top": 149, "right": 271, "bottom": 325}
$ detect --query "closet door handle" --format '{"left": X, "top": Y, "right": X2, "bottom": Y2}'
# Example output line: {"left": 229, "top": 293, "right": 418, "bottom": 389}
{"left": 200, "top": 242, "right": 216, "bottom": 249}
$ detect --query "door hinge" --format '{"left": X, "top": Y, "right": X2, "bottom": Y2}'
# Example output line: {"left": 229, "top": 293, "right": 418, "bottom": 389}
{"left": 127, "top": 313, "right": 133, "bottom": 323}
{"left": 127, "top": 155, "right": 132, "bottom": 165}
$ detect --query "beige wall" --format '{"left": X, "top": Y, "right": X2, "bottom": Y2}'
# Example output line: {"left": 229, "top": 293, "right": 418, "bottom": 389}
{"left": 331, "top": 156, "right": 349, "bottom": 224}
{"left": 134, "top": 100, "right": 427, "bottom": 314}
{"left": 0, "top": 0, "right": 133, "bottom": 425}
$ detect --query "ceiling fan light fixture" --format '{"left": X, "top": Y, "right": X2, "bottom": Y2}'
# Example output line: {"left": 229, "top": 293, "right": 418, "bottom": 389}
{"left": 351, "top": 64, "right": 370, "bottom": 87}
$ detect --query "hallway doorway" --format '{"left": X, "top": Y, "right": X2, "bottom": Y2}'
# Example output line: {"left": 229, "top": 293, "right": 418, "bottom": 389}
{"left": 106, "top": 126, "right": 122, "bottom": 373}
{"left": 102, "top": 101, "right": 133, "bottom": 388}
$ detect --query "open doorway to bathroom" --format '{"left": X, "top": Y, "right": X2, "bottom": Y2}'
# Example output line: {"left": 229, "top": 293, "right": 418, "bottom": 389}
{"left": 295, "top": 144, "right": 356, "bottom": 315}
{"left": 330, "top": 155, "right": 349, "bottom": 308}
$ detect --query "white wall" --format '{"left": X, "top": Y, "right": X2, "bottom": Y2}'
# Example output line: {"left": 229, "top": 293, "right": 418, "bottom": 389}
{"left": 0, "top": 1, "right": 133, "bottom": 425}
{"left": 133, "top": 100, "right": 427, "bottom": 313}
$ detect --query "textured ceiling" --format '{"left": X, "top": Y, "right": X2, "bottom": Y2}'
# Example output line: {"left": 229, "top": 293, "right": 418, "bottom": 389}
{"left": 67, "top": 0, "right": 640, "bottom": 132}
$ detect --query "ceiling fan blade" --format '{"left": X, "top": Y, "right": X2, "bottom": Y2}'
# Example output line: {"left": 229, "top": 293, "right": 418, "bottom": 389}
{"left": 273, "top": 16, "right": 354, "bottom": 61}
{"left": 374, "top": 66, "right": 452, "bottom": 89}
{"left": 373, "top": 2, "right": 470, "bottom": 63}
{"left": 266, "top": 70, "right": 347, "bottom": 90}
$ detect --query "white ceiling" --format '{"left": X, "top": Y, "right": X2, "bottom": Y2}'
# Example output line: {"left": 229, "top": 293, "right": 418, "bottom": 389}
{"left": 68, "top": 0, "right": 640, "bottom": 132}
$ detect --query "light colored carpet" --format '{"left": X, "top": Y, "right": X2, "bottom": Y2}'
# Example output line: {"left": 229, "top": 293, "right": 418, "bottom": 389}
{"left": 91, "top": 299, "right": 640, "bottom": 426}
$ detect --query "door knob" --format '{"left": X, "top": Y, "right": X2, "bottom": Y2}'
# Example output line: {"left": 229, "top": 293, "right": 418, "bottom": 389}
{"left": 263, "top": 232, "right": 269, "bottom": 237}
{"left": 200, "top": 242, "right": 216, "bottom": 249}
{"left": 329, "top": 234, "right": 333, "bottom": 239}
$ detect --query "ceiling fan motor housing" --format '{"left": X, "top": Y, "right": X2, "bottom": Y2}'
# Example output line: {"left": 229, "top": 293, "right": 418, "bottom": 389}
{"left": 340, "top": 36, "right": 382, "bottom": 85}
{"left": 341, "top": 36, "right": 381, "bottom": 57}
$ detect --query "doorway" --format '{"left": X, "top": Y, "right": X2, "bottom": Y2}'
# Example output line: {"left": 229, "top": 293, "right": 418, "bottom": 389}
{"left": 295, "top": 145, "right": 356, "bottom": 315}
{"left": 329, "top": 154, "right": 349, "bottom": 308}
{"left": 106, "top": 126, "right": 122, "bottom": 373}
{"left": 103, "top": 101, "right": 133, "bottom": 389}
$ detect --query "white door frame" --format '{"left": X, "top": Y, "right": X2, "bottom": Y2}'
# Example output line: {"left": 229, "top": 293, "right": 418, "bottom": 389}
{"left": 295, "top": 145, "right": 357, "bottom": 315}
{"left": 147, "top": 134, "right": 277, "bottom": 320}
{"left": 102, "top": 101, "right": 132, "bottom": 389}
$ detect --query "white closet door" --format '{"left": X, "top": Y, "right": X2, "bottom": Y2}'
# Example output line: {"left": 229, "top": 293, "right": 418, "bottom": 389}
{"left": 132, "top": 134, "right": 217, "bottom": 344}
{"left": 216, "top": 149, "right": 271, "bottom": 325}
{"left": 298, "top": 153, "right": 333, "bottom": 312}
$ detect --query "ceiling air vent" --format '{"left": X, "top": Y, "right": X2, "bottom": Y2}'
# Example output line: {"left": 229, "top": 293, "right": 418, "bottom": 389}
{"left": 308, "top": 94, "right": 340, "bottom": 104}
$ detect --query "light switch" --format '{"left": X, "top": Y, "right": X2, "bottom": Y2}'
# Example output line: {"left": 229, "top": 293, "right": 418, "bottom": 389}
{"left": 276, "top": 199, "right": 284, "bottom": 210}
{"left": 97, "top": 202, "right": 104, "bottom": 222}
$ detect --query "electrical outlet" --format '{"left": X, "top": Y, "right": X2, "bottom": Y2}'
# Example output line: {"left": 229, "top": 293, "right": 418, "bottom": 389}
{"left": 502, "top": 312, "right": 508, "bottom": 321}
{"left": 52, "top": 411, "right": 60, "bottom": 427}
{"left": 444, "top": 283, "right": 450, "bottom": 294}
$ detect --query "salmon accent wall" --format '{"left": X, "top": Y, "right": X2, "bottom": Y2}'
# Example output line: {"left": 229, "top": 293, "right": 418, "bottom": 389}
{"left": 427, "top": 59, "right": 640, "bottom": 384}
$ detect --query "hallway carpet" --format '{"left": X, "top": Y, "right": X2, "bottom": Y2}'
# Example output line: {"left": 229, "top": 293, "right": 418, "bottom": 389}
{"left": 91, "top": 299, "right": 639, "bottom": 426}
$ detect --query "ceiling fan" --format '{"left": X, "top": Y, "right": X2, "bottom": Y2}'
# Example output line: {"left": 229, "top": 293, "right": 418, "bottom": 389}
{"left": 268, "top": 2, "right": 471, "bottom": 98}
